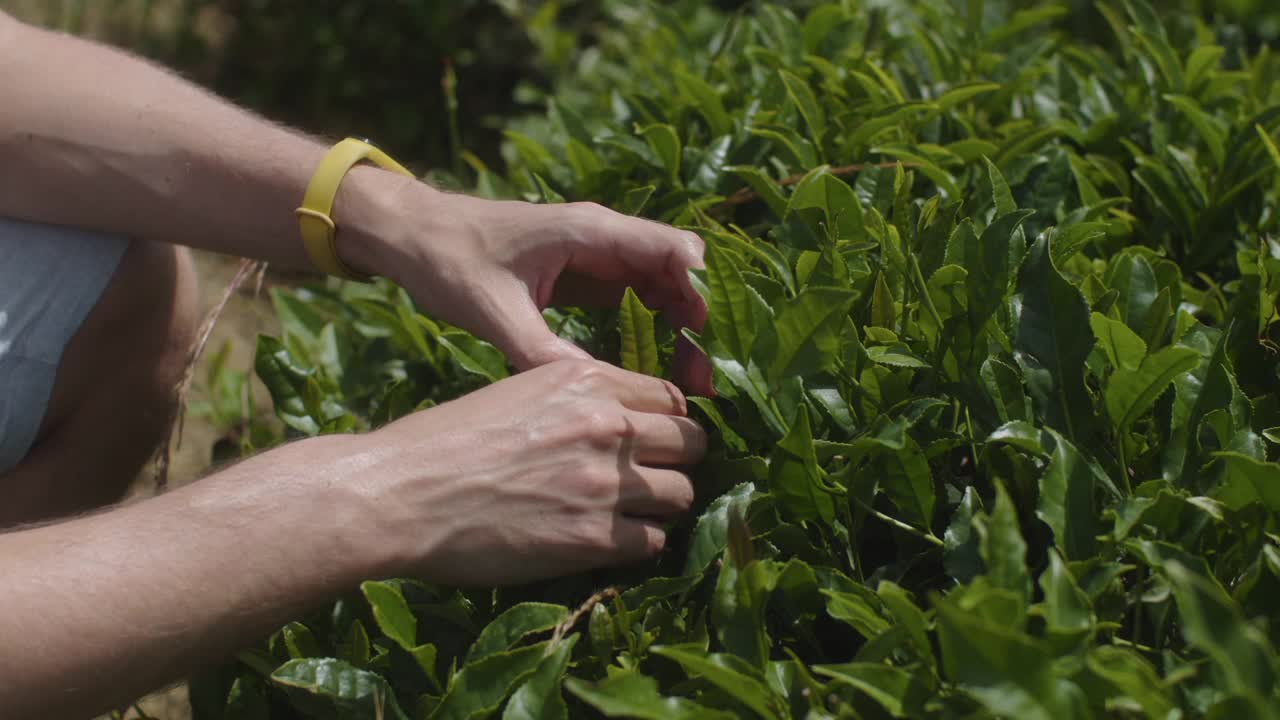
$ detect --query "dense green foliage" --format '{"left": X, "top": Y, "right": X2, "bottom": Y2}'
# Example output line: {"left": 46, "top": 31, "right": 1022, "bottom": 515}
{"left": 194, "top": 1, "right": 1280, "bottom": 717}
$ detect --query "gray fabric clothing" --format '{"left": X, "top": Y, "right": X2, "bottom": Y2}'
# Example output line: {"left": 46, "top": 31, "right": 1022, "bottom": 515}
{"left": 0, "top": 217, "right": 128, "bottom": 473}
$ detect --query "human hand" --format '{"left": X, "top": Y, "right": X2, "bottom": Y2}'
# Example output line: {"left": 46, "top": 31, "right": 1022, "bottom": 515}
{"left": 351, "top": 359, "right": 706, "bottom": 587}
{"left": 356, "top": 185, "right": 712, "bottom": 395}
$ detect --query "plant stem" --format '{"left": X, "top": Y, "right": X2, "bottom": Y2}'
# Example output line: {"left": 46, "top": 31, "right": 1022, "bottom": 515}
{"left": 851, "top": 496, "right": 944, "bottom": 547}
{"left": 965, "top": 407, "right": 980, "bottom": 470}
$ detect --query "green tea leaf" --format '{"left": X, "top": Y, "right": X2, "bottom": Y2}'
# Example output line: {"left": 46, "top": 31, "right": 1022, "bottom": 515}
{"left": 430, "top": 642, "right": 550, "bottom": 720}
{"left": 985, "top": 157, "right": 1018, "bottom": 216}
{"left": 821, "top": 588, "right": 892, "bottom": 639}
{"left": 1015, "top": 233, "right": 1094, "bottom": 442}
{"left": 881, "top": 438, "right": 936, "bottom": 531}
{"left": 1090, "top": 312, "right": 1147, "bottom": 372}
{"left": 713, "top": 559, "right": 782, "bottom": 667}
{"left": 467, "top": 604, "right": 568, "bottom": 664}
{"left": 272, "top": 659, "right": 409, "bottom": 720}
{"left": 1036, "top": 550, "right": 1093, "bottom": 650}
{"left": 651, "top": 645, "right": 786, "bottom": 719}
{"left": 703, "top": 240, "right": 760, "bottom": 363}
{"left": 779, "top": 69, "right": 826, "bottom": 147}
{"left": 565, "top": 671, "right": 735, "bottom": 720}
{"left": 767, "top": 286, "right": 857, "bottom": 382}
{"left": 502, "top": 636, "right": 576, "bottom": 720}
{"left": 1213, "top": 452, "right": 1280, "bottom": 512}
{"left": 730, "top": 166, "right": 789, "bottom": 217}
{"left": 966, "top": 210, "right": 1034, "bottom": 334}
{"left": 438, "top": 331, "right": 508, "bottom": 383}
{"left": 787, "top": 169, "right": 864, "bottom": 242}
{"left": 876, "top": 582, "right": 932, "bottom": 664}
{"left": 769, "top": 408, "right": 835, "bottom": 523}
{"left": 976, "top": 483, "right": 1030, "bottom": 609}
{"left": 255, "top": 335, "right": 321, "bottom": 435}
{"left": 674, "top": 69, "right": 733, "bottom": 137}
{"left": 684, "top": 482, "right": 756, "bottom": 577}
{"left": 1104, "top": 345, "right": 1199, "bottom": 433}
{"left": 813, "top": 662, "right": 921, "bottom": 717}
{"left": 619, "top": 287, "right": 659, "bottom": 377}
{"left": 1038, "top": 430, "right": 1102, "bottom": 560}
{"left": 936, "top": 596, "right": 1084, "bottom": 720}
{"left": 1165, "top": 94, "right": 1227, "bottom": 168}
{"left": 360, "top": 581, "right": 416, "bottom": 650}
{"left": 640, "top": 124, "right": 682, "bottom": 185}
{"left": 1164, "top": 560, "right": 1278, "bottom": 706}
{"left": 936, "top": 82, "right": 1001, "bottom": 110}
{"left": 1084, "top": 647, "right": 1176, "bottom": 719}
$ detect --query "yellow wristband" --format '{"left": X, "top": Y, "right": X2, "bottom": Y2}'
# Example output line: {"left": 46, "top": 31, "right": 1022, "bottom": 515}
{"left": 296, "top": 137, "right": 414, "bottom": 281}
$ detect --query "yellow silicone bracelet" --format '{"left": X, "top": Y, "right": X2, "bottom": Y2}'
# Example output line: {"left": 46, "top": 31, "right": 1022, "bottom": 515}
{"left": 296, "top": 138, "right": 414, "bottom": 281}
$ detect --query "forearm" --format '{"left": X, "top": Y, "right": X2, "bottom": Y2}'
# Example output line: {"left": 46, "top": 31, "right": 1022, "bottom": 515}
{"left": 0, "top": 436, "right": 393, "bottom": 719}
{"left": 0, "top": 13, "right": 411, "bottom": 271}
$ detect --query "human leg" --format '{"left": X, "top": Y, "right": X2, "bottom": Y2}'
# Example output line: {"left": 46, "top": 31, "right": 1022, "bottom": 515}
{"left": 0, "top": 221, "right": 199, "bottom": 526}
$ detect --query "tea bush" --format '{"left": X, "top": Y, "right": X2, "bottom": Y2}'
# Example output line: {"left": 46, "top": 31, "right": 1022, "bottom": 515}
{"left": 192, "top": 1, "right": 1280, "bottom": 717}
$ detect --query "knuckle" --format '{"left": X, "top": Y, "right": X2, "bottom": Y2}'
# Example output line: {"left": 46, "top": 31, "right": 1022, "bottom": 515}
{"left": 570, "top": 200, "right": 608, "bottom": 215}
{"left": 582, "top": 408, "right": 628, "bottom": 448}
{"left": 546, "top": 359, "right": 610, "bottom": 396}
{"left": 567, "top": 201, "right": 611, "bottom": 225}
{"left": 563, "top": 359, "right": 610, "bottom": 391}
{"left": 577, "top": 462, "right": 617, "bottom": 500}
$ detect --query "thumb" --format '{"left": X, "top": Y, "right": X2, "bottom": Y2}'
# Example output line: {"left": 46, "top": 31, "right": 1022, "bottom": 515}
{"left": 478, "top": 280, "right": 592, "bottom": 370}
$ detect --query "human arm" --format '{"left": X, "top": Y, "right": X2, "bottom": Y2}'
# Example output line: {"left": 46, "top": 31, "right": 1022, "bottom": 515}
{"left": 0, "top": 12, "right": 710, "bottom": 391}
{"left": 0, "top": 360, "right": 705, "bottom": 718}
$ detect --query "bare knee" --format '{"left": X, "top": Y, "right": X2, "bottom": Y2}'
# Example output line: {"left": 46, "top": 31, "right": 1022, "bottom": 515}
{"left": 44, "top": 240, "right": 200, "bottom": 438}
{"left": 1, "top": 240, "right": 202, "bottom": 522}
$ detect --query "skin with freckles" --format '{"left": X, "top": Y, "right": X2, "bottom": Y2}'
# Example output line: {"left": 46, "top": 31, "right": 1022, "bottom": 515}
{"left": 0, "top": 10, "right": 710, "bottom": 719}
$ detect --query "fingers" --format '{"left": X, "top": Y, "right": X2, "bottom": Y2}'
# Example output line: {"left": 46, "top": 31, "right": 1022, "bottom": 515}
{"left": 619, "top": 218, "right": 707, "bottom": 333}
{"left": 626, "top": 411, "right": 707, "bottom": 465}
{"left": 550, "top": 360, "right": 689, "bottom": 416}
{"left": 597, "top": 364, "right": 689, "bottom": 416}
{"left": 616, "top": 466, "right": 696, "bottom": 519}
{"left": 561, "top": 204, "right": 712, "bottom": 393}
{"left": 547, "top": 271, "right": 626, "bottom": 308}
{"left": 477, "top": 276, "right": 592, "bottom": 369}
{"left": 672, "top": 336, "right": 715, "bottom": 397}
{"left": 561, "top": 204, "right": 705, "bottom": 326}
{"left": 606, "top": 517, "right": 669, "bottom": 564}
{"left": 565, "top": 202, "right": 702, "bottom": 278}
